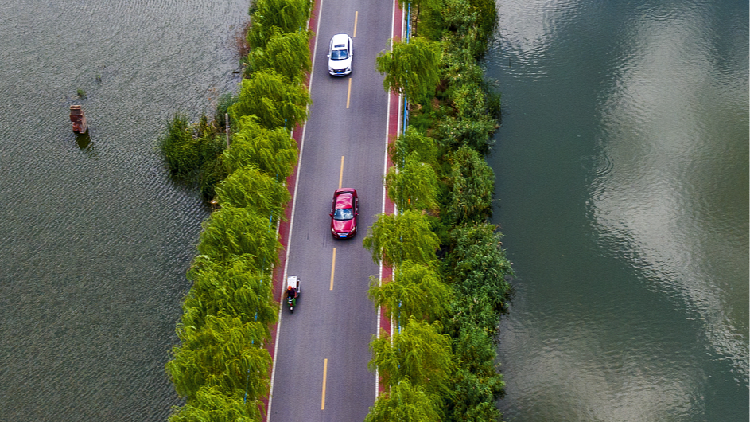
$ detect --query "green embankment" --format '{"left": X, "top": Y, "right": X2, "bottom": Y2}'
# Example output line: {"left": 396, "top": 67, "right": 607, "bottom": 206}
{"left": 160, "top": 0, "right": 313, "bottom": 420}
{"left": 158, "top": 0, "right": 512, "bottom": 420}
{"left": 363, "top": 0, "right": 513, "bottom": 421}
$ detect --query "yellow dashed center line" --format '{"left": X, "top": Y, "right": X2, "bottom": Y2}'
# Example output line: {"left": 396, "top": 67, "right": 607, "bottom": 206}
{"left": 321, "top": 358, "right": 329, "bottom": 410}
{"left": 339, "top": 155, "right": 344, "bottom": 189}
{"left": 347, "top": 78, "right": 352, "bottom": 108}
{"left": 330, "top": 248, "right": 336, "bottom": 291}
{"left": 353, "top": 11, "right": 358, "bottom": 37}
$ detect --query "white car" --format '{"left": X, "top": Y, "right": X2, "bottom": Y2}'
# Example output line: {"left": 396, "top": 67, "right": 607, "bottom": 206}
{"left": 327, "top": 33, "right": 353, "bottom": 76}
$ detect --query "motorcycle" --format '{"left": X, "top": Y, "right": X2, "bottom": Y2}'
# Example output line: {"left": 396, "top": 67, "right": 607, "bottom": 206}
{"left": 286, "top": 276, "right": 300, "bottom": 313}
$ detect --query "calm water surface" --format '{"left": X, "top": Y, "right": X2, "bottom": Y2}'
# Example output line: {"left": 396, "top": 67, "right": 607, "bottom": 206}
{"left": 487, "top": 0, "right": 748, "bottom": 420}
{"left": 0, "top": 1, "right": 246, "bottom": 420}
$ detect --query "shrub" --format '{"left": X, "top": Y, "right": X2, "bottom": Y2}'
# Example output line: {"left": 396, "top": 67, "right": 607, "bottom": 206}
{"left": 223, "top": 115, "right": 298, "bottom": 179}
{"left": 229, "top": 70, "right": 310, "bottom": 129}
{"left": 196, "top": 206, "right": 280, "bottom": 269}
{"left": 215, "top": 165, "right": 291, "bottom": 223}
{"left": 441, "top": 146, "right": 495, "bottom": 225}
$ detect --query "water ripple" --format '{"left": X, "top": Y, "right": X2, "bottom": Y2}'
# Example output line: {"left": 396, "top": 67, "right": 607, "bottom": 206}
{"left": 0, "top": 1, "right": 247, "bottom": 420}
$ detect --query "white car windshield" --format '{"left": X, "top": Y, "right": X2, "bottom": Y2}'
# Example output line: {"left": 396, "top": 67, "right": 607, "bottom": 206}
{"left": 331, "top": 48, "right": 349, "bottom": 60}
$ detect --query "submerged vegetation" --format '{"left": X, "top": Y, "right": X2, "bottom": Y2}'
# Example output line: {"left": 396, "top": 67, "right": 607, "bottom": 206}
{"left": 161, "top": 0, "right": 312, "bottom": 420}
{"left": 158, "top": 93, "right": 235, "bottom": 201}
{"left": 364, "top": 0, "right": 513, "bottom": 421}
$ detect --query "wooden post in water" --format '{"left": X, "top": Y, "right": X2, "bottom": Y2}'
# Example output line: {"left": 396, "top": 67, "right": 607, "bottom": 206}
{"left": 69, "top": 105, "right": 88, "bottom": 134}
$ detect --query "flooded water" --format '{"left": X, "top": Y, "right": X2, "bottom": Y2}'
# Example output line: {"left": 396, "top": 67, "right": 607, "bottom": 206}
{"left": 487, "top": 0, "right": 748, "bottom": 420}
{"left": 0, "top": 1, "right": 247, "bottom": 420}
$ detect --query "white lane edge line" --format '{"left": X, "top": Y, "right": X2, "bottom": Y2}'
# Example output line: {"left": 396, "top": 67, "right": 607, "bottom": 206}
{"left": 375, "top": 0, "right": 399, "bottom": 401}
{"left": 267, "top": 1, "right": 324, "bottom": 420}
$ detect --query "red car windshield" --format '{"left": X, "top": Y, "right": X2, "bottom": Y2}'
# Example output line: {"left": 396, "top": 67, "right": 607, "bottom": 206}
{"left": 333, "top": 208, "right": 354, "bottom": 221}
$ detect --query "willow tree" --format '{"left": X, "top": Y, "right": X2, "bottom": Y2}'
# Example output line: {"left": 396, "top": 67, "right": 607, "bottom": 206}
{"left": 223, "top": 115, "right": 298, "bottom": 179}
{"left": 444, "top": 146, "right": 495, "bottom": 225}
{"left": 247, "top": 0, "right": 313, "bottom": 49}
{"left": 385, "top": 152, "right": 439, "bottom": 212}
{"left": 215, "top": 165, "right": 291, "bottom": 223}
{"left": 168, "top": 385, "right": 261, "bottom": 422}
{"left": 182, "top": 255, "right": 278, "bottom": 331}
{"left": 196, "top": 206, "right": 280, "bottom": 269}
{"left": 369, "top": 317, "right": 455, "bottom": 398}
{"left": 376, "top": 37, "right": 441, "bottom": 104}
{"left": 166, "top": 314, "right": 271, "bottom": 402}
{"left": 390, "top": 127, "right": 437, "bottom": 168}
{"left": 364, "top": 380, "right": 441, "bottom": 422}
{"left": 246, "top": 29, "right": 311, "bottom": 83}
{"left": 368, "top": 260, "right": 451, "bottom": 324}
{"left": 362, "top": 210, "right": 439, "bottom": 267}
{"left": 229, "top": 70, "right": 310, "bottom": 129}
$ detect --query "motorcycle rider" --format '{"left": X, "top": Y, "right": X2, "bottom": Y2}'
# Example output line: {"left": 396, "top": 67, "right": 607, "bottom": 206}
{"left": 286, "top": 285, "right": 298, "bottom": 305}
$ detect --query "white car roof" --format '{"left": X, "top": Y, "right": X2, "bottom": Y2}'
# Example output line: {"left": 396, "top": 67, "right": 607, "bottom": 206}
{"left": 331, "top": 33, "right": 349, "bottom": 48}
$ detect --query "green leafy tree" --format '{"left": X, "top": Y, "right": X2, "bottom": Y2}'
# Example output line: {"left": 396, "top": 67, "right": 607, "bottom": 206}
{"left": 369, "top": 317, "right": 455, "bottom": 398}
{"left": 363, "top": 210, "right": 440, "bottom": 267}
{"left": 223, "top": 115, "right": 298, "bottom": 179}
{"left": 376, "top": 37, "right": 441, "bottom": 104}
{"left": 434, "top": 114, "right": 496, "bottom": 154}
{"left": 386, "top": 152, "right": 439, "bottom": 212}
{"left": 196, "top": 206, "right": 280, "bottom": 269}
{"left": 229, "top": 70, "right": 310, "bottom": 129}
{"left": 391, "top": 126, "right": 438, "bottom": 168}
{"left": 182, "top": 255, "right": 278, "bottom": 331}
{"left": 246, "top": 29, "right": 311, "bottom": 82}
{"left": 364, "top": 380, "right": 441, "bottom": 422}
{"left": 368, "top": 260, "right": 451, "bottom": 324}
{"left": 395, "top": 0, "right": 443, "bottom": 37}
{"left": 444, "top": 222, "right": 512, "bottom": 335}
{"left": 464, "top": 0, "right": 498, "bottom": 54}
{"left": 247, "top": 0, "right": 313, "bottom": 49}
{"left": 447, "top": 326, "right": 504, "bottom": 421}
{"left": 444, "top": 146, "right": 495, "bottom": 225}
{"left": 168, "top": 385, "right": 261, "bottom": 422}
{"left": 215, "top": 165, "right": 291, "bottom": 222}
{"left": 166, "top": 314, "right": 271, "bottom": 402}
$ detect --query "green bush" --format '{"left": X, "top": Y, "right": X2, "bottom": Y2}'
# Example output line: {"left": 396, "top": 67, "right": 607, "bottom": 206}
{"left": 215, "top": 165, "right": 291, "bottom": 223}
{"left": 159, "top": 113, "right": 199, "bottom": 179}
{"left": 166, "top": 314, "right": 271, "bottom": 402}
{"left": 246, "top": 28, "right": 311, "bottom": 82}
{"left": 159, "top": 112, "right": 228, "bottom": 200}
{"left": 446, "top": 326, "right": 504, "bottom": 422}
{"left": 196, "top": 206, "right": 280, "bottom": 269}
{"left": 441, "top": 146, "right": 495, "bottom": 225}
{"left": 223, "top": 115, "right": 298, "bottom": 178}
{"left": 247, "top": 0, "right": 313, "bottom": 49}
{"left": 183, "top": 255, "right": 278, "bottom": 330}
{"left": 168, "top": 386, "right": 261, "bottom": 422}
{"left": 229, "top": 70, "right": 310, "bottom": 130}
{"left": 443, "top": 222, "right": 513, "bottom": 332}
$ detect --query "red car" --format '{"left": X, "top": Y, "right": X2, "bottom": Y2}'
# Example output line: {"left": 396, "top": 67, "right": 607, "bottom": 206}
{"left": 330, "top": 188, "right": 359, "bottom": 239}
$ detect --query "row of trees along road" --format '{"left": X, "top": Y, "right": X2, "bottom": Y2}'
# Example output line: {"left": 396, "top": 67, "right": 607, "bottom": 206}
{"left": 160, "top": 0, "right": 313, "bottom": 420}
{"left": 362, "top": 0, "right": 514, "bottom": 421}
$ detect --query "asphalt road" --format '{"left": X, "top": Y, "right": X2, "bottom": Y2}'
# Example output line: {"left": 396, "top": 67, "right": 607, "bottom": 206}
{"left": 268, "top": 1, "right": 395, "bottom": 421}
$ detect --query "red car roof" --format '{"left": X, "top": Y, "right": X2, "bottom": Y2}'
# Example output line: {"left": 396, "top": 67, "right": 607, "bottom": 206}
{"left": 335, "top": 192, "right": 353, "bottom": 209}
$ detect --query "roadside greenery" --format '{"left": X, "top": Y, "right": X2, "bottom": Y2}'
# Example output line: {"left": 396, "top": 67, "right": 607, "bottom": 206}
{"left": 162, "top": 0, "right": 313, "bottom": 420}
{"left": 161, "top": 0, "right": 510, "bottom": 419}
{"left": 364, "top": 0, "right": 513, "bottom": 420}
